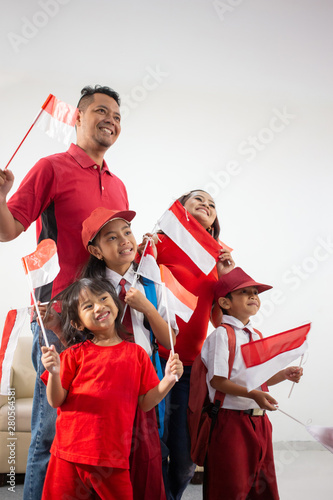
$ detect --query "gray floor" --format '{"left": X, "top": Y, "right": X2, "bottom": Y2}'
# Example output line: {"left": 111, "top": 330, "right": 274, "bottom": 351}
{"left": 1, "top": 448, "right": 332, "bottom": 499}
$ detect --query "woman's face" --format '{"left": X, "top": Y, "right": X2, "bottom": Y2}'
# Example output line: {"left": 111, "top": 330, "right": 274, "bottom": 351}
{"left": 183, "top": 191, "right": 216, "bottom": 229}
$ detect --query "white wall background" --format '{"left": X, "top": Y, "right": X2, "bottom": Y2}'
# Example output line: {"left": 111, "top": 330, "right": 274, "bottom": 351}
{"left": 0, "top": 0, "right": 332, "bottom": 444}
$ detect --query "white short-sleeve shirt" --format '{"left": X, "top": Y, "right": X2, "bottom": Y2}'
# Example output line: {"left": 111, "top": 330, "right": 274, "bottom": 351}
{"left": 201, "top": 315, "right": 262, "bottom": 410}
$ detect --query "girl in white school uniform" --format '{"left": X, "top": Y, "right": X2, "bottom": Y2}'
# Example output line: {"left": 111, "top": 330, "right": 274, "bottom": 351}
{"left": 80, "top": 207, "right": 179, "bottom": 500}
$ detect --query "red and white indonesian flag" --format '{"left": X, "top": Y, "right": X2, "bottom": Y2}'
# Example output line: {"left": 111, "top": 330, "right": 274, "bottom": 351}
{"left": 159, "top": 265, "right": 198, "bottom": 323}
{"left": 0, "top": 308, "right": 30, "bottom": 395}
{"left": 22, "top": 239, "right": 60, "bottom": 289}
{"left": 157, "top": 200, "right": 232, "bottom": 275}
{"left": 306, "top": 425, "right": 333, "bottom": 454}
{"left": 241, "top": 323, "right": 311, "bottom": 392}
{"left": 136, "top": 240, "right": 198, "bottom": 323}
{"left": 37, "top": 94, "right": 78, "bottom": 145}
{"left": 137, "top": 239, "right": 162, "bottom": 285}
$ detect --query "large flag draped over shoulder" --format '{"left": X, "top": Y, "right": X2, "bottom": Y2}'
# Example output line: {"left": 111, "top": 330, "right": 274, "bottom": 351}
{"left": 0, "top": 308, "right": 30, "bottom": 395}
{"left": 22, "top": 239, "right": 60, "bottom": 289}
{"left": 157, "top": 200, "right": 232, "bottom": 275}
{"left": 36, "top": 94, "right": 78, "bottom": 145}
{"left": 241, "top": 323, "right": 311, "bottom": 392}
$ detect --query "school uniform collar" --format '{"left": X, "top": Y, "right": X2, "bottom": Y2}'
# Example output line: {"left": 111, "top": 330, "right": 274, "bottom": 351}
{"left": 105, "top": 264, "right": 136, "bottom": 288}
{"left": 221, "top": 315, "right": 255, "bottom": 335}
{"left": 67, "top": 143, "right": 112, "bottom": 174}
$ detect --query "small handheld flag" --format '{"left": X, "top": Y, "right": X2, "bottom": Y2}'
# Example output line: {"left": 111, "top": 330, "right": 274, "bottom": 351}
{"left": 37, "top": 94, "right": 78, "bottom": 145}
{"left": 22, "top": 239, "right": 60, "bottom": 289}
{"left": 4, "top": 94, "right": 77, "bottom": 170}
{"left": 159, "top": 264, "right": 198, "bottom": 323}
{"left": 136, "top": 239, "right": 162, "bottom": 284}
{"left": 241, "top": 323, "right": 311, "bottom": 392}
{"left": 22, "top": 239, "right": 60, "bottom": 347}
{"left": 134, "top": 239, "right": 177, "bottom": 365}
{"left": 278, "top": 409, "right": 333, "bottom": 454}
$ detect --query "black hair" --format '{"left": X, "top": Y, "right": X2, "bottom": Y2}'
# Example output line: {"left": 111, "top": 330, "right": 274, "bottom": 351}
{"left": 177, "top": 190, "right": 221, "bottom": 241}
{"left": 45, "top": 278, "right": 124, "bottom": 347}
{"left": 219, "top": 292, "right": 232, "bottom": 316}
{"left": 77, "top": 85, "right": 121, "bottom": 111}
{"left": 82, "top": 254, "right": 108, "bottom": 280}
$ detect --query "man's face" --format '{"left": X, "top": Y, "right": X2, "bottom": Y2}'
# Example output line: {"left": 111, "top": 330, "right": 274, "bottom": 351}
{"left": 76, "top": 93, "right": 121, "bottom": 151}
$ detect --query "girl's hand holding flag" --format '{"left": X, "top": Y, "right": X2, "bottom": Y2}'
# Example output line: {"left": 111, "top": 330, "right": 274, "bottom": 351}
{"left": 41, "top": 345, "right": 60, "bottom": 375}
{"left": 165, "top": 352, "right": 183, "bottom": 382}
{"left": 139, "top": 352, "right": 184, "bottom": 412}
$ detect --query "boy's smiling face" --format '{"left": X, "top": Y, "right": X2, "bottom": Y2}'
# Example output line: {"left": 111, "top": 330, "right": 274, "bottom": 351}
{"left": 218, "top": 286, "right": 260, "bottom": 325}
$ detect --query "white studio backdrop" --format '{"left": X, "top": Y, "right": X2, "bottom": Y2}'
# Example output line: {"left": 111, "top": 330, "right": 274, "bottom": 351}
{"left": 0, "top": 0, "right": 332, "bottom": 443}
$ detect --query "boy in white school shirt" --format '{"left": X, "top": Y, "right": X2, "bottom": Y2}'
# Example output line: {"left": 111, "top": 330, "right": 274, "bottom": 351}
{"left": 201, "top": 267, "right": 303, "bottom": 500}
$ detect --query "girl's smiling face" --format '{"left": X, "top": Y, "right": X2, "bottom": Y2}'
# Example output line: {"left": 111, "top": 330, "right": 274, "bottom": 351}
{"left": 76, "top": 287, "right": 119, "bottom": 336}
{"left": 183, "top": 191, "right": 216, "bottom": 229}
{"left": 88, "top": 218, "right": 137, "bottom": 275}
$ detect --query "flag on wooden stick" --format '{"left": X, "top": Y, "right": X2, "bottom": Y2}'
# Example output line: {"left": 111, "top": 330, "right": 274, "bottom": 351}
{"left": 22, "top": 239, "right": 60, "bottom": 289}
{"left": 159, "top": 264, "right": 198, "bottom": 323}
{"left": 278, "top": 408, "right": 333, "bottom": 454}
{"left": 21, "top": 239, "right": 60, "bottom": 347}
{"left": 5, "top": 94, "right": 77, "bottom": 170}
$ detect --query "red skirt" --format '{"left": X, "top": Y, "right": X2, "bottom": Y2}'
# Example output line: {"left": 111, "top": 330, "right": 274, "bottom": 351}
{"left": 130, "top": 406, "right": 166, "bottom": 500}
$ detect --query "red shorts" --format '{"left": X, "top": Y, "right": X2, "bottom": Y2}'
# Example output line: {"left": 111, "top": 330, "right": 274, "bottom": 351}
{"left": 42, "top": 455, "right": 133, "bottom": 500}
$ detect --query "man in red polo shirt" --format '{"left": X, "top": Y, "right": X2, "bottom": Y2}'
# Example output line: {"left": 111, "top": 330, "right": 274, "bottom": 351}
{"left": 0, "top": 85, "right": 129, "bottom": 500}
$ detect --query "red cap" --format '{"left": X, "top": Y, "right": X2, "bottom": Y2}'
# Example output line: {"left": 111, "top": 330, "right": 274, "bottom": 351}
{"left": 215, "top": 267, "right": 272, "bottom": 300}
{"left": 82, "top": 207, "right": 136, "bottom": 249}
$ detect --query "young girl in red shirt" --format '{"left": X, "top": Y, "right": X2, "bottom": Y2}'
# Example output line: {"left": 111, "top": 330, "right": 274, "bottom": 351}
{"left": 40, "top": 277, "right": 183, "bottom": 500}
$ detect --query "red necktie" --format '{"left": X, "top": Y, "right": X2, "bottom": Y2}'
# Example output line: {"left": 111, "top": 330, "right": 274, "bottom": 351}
{"left": 243, "top": 327, "right": 253, "bottom": 342}
{"left": 244, "top": 327, "right": 268, "bottom": 391}
{"left": 119, "top": 278, "right": 134, "bottom": 339}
